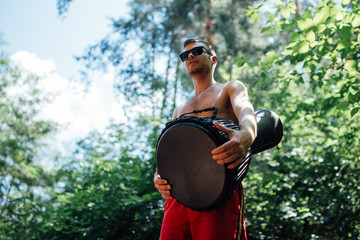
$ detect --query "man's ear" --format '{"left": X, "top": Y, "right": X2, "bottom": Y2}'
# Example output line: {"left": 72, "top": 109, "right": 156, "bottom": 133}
{"left": 212, "top": 56, "right": 218, "bottom": 64}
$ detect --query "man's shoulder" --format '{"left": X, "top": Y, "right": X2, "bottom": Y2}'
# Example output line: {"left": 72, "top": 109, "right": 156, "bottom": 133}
{"left": 173, "top": 104, "right": 185, "bottom": 119}
{"left": 223, "top": 80, "right": 246, "bottom": 92}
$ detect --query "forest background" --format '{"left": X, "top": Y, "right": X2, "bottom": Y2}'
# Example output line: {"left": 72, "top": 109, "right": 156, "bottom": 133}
{"left": 0, "top": 0, "right": 359, "bottom": 239}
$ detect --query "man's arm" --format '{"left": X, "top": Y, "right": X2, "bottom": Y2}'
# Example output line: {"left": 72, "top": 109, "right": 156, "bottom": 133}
{"left": 212, "top": 80, "right": 257, "bottom": 169}
{"left": 228, "top": 80, "right": 257, "bottom": 142}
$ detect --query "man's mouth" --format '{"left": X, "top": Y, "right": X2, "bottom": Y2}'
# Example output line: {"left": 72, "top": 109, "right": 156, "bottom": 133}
{"left": 188, "top": 60, "right": 198, "bottom": 66}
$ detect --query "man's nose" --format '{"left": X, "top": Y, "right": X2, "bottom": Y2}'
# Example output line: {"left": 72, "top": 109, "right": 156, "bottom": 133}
{"left": 188, "top": 52, "right": 195, "bottom": 60}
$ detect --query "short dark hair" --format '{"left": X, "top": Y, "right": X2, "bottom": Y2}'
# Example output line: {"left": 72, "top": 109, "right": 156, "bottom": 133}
{"left": 183, "top": 39, "right": 216, "bottom": 56}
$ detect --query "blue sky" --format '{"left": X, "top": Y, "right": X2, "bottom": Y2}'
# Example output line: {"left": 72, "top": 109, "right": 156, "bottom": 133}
{"left": 0, "top": 0, "right": 129, "bottom": 78}
{"left": 0, "top": 0, "right": 131, "bottom": 163}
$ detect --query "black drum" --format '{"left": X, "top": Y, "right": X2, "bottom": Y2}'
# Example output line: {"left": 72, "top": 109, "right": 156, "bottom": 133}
{"left": 251, "top": 108, "right": 284, "bottom": 154}
{"left": 156, "top": 107, "right": 283, "bottom": 212}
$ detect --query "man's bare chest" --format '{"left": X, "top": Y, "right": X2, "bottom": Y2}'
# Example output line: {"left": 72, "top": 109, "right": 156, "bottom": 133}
{"left": 177, "top": 89, "right": 237, "bottom": 121}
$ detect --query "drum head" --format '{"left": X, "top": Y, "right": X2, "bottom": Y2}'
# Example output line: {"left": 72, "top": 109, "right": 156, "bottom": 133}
{"left": 156, "top": 122, "right": 226, "bottom": 211}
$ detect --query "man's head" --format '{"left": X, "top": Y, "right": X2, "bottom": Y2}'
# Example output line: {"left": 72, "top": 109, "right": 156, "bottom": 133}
{"left": 180, "top": 39, "right": 217, "bottom": 77}
{"left": 182, "top": 39, "right": 216, "bottom": 58}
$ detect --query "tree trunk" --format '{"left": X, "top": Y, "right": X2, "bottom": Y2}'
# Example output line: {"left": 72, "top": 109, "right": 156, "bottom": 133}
{"left": 160, "top": 36, "right": 173, "bottom": 120}
{"left": 295, "top": 0, "right": 302, "bottom": 15}
{"left": 151, "top": 28, "right": 157, "bottom": 121}
{"left": 204, "top": 0, "right": 217, "bottom": 46}
{"left": 172, "top": 53, "right": 181, "bottom": 116}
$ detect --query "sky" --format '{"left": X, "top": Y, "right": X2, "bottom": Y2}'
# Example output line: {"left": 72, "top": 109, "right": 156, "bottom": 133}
{"left": 0, "top": 0, "right": 130, "bottom": 163}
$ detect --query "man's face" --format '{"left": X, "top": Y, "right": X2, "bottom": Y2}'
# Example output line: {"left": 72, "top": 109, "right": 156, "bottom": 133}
{"left": 182, "top": 42, "right": 212, "bottom": 77}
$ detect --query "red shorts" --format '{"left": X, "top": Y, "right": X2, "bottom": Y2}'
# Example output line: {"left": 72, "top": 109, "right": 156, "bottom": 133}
{"left": 159, "top": 185, "right": 247, "bottom": 240}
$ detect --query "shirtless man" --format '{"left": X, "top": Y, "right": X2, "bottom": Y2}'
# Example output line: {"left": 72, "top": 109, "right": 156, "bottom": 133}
{"left": 154, "top": 39, "right": 257, "bottom": 240}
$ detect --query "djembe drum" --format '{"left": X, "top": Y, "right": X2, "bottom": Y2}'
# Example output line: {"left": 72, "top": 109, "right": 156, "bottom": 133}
{"left": 156, "top": 107, "right": 283, "bottom": 212}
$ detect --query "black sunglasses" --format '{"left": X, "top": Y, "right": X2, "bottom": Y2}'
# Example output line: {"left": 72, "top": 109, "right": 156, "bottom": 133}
{"left": 179, "top": 46, "right": 211, "bottom": 62}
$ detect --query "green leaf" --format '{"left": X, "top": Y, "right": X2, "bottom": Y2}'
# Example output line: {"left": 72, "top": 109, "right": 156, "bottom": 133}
{"left": 351, "top": 14, "right": 360, "bottom": 27}
{"left": 57, "top": 195, "right": 69, "bottom": 203}
{"left": 288, "top": 3, "right": 297, "bottom": 11}
{"left": 283, "top": 48, "right": 293, "bottom": 55}
{"left": 344, "top": 60, "right": 357, "bottom": 73}
{"left": 306, "top": 31, "right": 316, "bottom": 42}
{"left": 319, "top": 0, "right": 331, "bottom": 7}
{"left": 266, "top": 14, "right": 275, "bottom": 24}
{"left": 339, "top": 0, "right": 350, "bottom": 4}
{"left": 313, "top": 6, "right": 330, "bottom": 25}
{"left": 261, "top": 26, "right": 269, "bottom": 33}
{"left": 251, "top": 12, "right": 260, "bottom": 22}
{"left": 348, "top": 91, "right": 355, "bottom": 103}
{"left": 265, "top": 50, "right": 281, "bottom": 59}
{"left": 354, "top": 90, "right": 360, "bottom": 102}
{"left": 293, "top": 41, "right": 310, "bottom": 54}
{"left": 351, "top": 107, "right": 360, "bottom": 117}
{"left": 339, "top": 25, "right": 353, "bottom": 41}
{"left": 274, "top": 21, "right": 282, "bottom": 31}
{"left": 247, "top": 58, "right": 260, "bottom": 67}
{"left": 331, "top": 50, "right": 338, "bottom": 63}
{"left": 290, "top": 32, "right": 300, "bottom": 42}
{"left": 327, "top": 22, "right": 336, "bottom": 30}
{"left": 267, "top": 27, "right": 277, "bottom": 35}
{"left": 337, "top": 100, "right": 350, "bottom": 109}
{"left": 310, "top": 41, "right": 319, "bottom": 48}
{"left": 283, "top": 42, "right": 297, "bottom": 55}
{"left": 142, "top": 193, "right": 152, "bottom": 201}
{"left": 281, "top": 8, "right": 291, "bottom": 18}
{"left": 336, "top": 41, "right": 346, "bottom": 50}
{"left": 297, "top": 18, "right": 314, "bottom": 31}
{"left": 254, "top": 2, "right": 263, "bottom": 9}
{"left": 264, "top": 51, "right": 281, "bottom": 65}
{"left": 245, "top": 8, "right": 255, "bottom": 18}
{"left": 317, "top": 24, "right": 327, "bottom": 33}
{"left": 234, "top": 56, "right": 248, "bottom": 67}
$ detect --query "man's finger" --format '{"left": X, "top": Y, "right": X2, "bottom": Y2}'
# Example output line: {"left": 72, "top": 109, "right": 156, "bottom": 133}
{"left": 226, "top": 157, "right": 243, "bottom": 169}
{"left": 212, "top": 147, "right": 236, "bottom": 160}
{"left": 215, "top": 152, "right": 243, "bottom": 165}
{"left": 213, "top": 121, "right": 231, "bottom": 134}
{"left": 157, "top": 184, "right": 171, "bottom": 191}
{"left": 217, "top": 144, "right": 246, "bottom": 160}
{"left": 159, "top": 189, "right": 171, "bottom": 195}
{"left": 154, "top": 178, "right": 168, "bottom": 185}
{"left": 211, "top": 139, "right": 237, "bottom": 155}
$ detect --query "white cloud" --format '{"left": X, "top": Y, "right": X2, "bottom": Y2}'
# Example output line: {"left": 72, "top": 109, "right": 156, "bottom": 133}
{"left": 10, "top": 51, "right": 126, "bottom": 161}
{"left": 11, "top": 51, "right": 57, "bottom": 76}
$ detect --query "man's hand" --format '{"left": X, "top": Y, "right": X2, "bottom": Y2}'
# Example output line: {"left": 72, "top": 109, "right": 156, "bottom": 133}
{"left": 211, "top": 121, "right": 253, "bottom": 169}
{"left": 154, "top": 171, "right": 173, "bottom": 200}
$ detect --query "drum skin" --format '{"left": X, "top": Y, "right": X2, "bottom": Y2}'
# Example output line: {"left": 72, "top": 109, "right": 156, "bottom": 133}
{"left": 157, "top": 123, "right": 225, "bottom": 210}
{"left": 156, "top": 117, "right": 244, "bottom": 212}
{"left": 156, "top": 108, "right": 283, "bottom": 212}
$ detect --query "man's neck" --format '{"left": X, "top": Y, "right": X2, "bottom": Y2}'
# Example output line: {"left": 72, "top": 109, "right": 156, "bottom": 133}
{"left": 192, "top": 74, "right": 217, "bottom": 95}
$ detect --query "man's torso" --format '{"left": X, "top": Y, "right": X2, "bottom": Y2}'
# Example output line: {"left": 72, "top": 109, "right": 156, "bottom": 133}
{"left": 174, "top": 82, "right": 238, "bottom": 122}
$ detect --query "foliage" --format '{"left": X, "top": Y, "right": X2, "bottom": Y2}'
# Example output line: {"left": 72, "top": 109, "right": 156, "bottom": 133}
{"left": 240, "top": 0, "right": 360, "bottom": 239}
{"left": 57, "top": 0, "right": 73, "bottom": 16}
{"left": 34, "top": 122, "right": 163, "bottom": 239}
{"left": 0, "top": 49, "right": 57, "bottom": 238}
{"left": 244, "top": 79, "right": 360, "bottom": 239}
{"left": 244, "top": 0, "right": 360, "bottom": 117}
